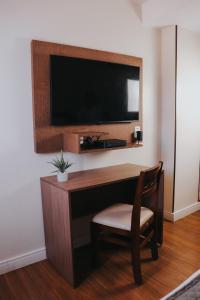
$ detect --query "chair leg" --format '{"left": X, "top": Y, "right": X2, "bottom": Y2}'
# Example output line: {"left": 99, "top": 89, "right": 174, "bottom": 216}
{"left": 150, "top": 235, "right": 158, "bottom": 260}
{"left": 130, "top": 240, "right": 142, "bottom": 285}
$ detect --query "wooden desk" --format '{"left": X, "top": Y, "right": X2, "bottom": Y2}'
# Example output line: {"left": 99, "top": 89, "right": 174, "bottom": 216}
{"left": 41, "top": 164, "right": 164, "bottom": 287}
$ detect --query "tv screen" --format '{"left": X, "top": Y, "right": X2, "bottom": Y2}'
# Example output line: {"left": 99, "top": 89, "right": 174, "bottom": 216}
{"left": 50, "top": 55, "right": 140, "bottom": 125}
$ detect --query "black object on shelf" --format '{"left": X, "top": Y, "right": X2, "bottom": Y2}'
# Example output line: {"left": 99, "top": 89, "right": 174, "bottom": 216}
{"left": 81, "top": 139, "right": 127, "bottom": 150}
{"left": 136, "top": 131, "right": 143, "bottom": 144}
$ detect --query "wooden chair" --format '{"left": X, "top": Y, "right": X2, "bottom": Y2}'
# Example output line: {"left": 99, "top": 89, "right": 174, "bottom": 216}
{"left": 91, "top": 161, "right": 163, "bottom": 285}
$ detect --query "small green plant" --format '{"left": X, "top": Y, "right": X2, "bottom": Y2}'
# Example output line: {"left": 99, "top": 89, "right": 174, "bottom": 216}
{"left": 49, "top": 150, "right": 72, "bottom": 173}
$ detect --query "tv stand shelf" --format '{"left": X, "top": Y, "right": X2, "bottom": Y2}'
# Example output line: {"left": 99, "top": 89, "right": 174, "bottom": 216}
{"left": 64, "top": 131, "right": 108, "bottom": 153}
{"left": 80, "top": 142, "right": 143, "bottom": 154}
{"left": 63, "top": 131, "right": 142, "bottom": 154}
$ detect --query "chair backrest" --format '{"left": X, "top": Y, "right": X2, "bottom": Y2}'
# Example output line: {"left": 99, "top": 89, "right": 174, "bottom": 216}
{"left": 131, "top": 161, "right": 163, "bottom": 234}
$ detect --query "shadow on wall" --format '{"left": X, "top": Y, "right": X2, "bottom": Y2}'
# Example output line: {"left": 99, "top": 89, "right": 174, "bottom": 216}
{"left": 128, "top": 0, "right": 143, "bottom": 21}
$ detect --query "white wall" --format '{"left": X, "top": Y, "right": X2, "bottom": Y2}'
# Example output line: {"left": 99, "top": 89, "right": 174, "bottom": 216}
{"left": 160, "top": 26, "right": 176, "bottom": 217}
{"left": 161, "top": 25, "right": 200, "bottom": 221}
{"left": 174, "top": 27, "right": 200, "bottom": 211}
{"left": 141, "top": 0, "right": 200, "bottom": 32}
{"left": 0, "top": 0, "right": 161, "bottom": 265}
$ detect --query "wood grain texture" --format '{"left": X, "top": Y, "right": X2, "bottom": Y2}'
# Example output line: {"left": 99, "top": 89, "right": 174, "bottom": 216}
{"left": 63, "top": 131, "right": 109, "bottom": 153}
{"left": 40, "top": 164, "right": 164, "bottom": 286}
{"left": 41, "top": 181, "right": 74, "bottom": 285}
{"left": 157, "top": 171, "right": 164, "bottom": 244}
{"left": 66, "top": 131, "right": 109, "bottom": 137}
{"left": 91, "top": 162, "right": 163, "bottom": 285}
{"left": 1, "top": 212, "right": 200, "bottom": 300}
{"left": 31, "top": 40, "right": 143, "bottom": 153}
{"left": 63, "top": 133, "right": 80, "bottom": 154}
{"left": 79, "top": 143, "right": 143, "bottom": 154}
{"left": 41, "top": 163, "right": 148, "bottom": 192}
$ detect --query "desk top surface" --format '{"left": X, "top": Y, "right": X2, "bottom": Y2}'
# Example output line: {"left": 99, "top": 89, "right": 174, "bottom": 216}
{"left": 41, "top": 163, "right": 148, "bottom": 192}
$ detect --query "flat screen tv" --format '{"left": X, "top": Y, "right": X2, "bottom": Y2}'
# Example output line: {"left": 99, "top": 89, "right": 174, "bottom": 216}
{"left": 50, "top": 55, "right": 140, "bottom": 125}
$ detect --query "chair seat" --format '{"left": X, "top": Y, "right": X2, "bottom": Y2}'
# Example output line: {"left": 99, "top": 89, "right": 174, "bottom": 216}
{"left": 92, "top": 203, "right": 154, "bottom": 231}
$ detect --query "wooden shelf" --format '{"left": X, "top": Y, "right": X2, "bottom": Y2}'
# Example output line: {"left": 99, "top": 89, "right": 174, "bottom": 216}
{"left": 80, "top": 143, "right": 143, "bottom": 154}
{"left": 63, "top": 131, "right": 108, "bottom": 153}
{"left": 69, "top": 131, "right": 109, "bottom": 137}
{"left": 63, "top": 131, "right": 142, "bottom": 153}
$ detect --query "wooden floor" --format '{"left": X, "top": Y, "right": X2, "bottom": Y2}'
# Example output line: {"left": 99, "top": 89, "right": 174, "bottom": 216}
{"left": 1, "top": 211, "right": 200, "bottom": 300}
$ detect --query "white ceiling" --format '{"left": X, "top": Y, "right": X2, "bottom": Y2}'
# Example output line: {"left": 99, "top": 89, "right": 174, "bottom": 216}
{"left": 131, "top": 0, "right": 200, "bottom": 32}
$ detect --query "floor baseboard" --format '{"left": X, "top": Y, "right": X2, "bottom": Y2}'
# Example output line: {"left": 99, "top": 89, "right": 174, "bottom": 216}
{"left": 173, "top": 202, "right": 200, "bottom": 221}
{"left": 164, "top": 202, "right": 200, "bottom": 222}
{"left": 0, "top": 247, "right": 46, "bottom": 275}
{"left": 1, "top": 202, "right": 200, "bottom": 275}
{"left": 164, "top": 210, "right": 174, "bottom": 221}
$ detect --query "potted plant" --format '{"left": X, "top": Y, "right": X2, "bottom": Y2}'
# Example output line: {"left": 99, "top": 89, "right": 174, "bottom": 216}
{"left": 49, "top": 150, "right": 72, "bottom": 182}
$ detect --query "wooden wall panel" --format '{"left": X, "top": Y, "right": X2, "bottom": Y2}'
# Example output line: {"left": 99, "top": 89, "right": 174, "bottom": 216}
{"left": 31, "top": 40, "right": 143, "bottom": 153}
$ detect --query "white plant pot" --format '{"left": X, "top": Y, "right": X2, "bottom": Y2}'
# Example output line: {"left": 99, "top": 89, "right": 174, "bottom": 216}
{"left": 57, "top": 172, "right": 68, "bottom": 182}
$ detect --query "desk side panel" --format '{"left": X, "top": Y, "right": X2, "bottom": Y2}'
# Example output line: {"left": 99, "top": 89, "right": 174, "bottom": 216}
{"left": 157, "top": 171, "right": 164, "bottom": 244}
{"left": 41, "top": 180, "right": 74, "bottom": 285}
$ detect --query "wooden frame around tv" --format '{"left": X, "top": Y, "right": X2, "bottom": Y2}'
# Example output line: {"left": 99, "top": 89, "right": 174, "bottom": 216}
{"left": 31, "top": 40, "right": 143, "bottom": 153}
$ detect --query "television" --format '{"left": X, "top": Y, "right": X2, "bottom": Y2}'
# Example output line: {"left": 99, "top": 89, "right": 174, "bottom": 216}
{"left": 50, "top": 55, "right": 140, "bottom": 125}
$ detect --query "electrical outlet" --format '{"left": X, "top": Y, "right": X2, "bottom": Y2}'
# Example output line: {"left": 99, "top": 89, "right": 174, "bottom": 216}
{"left": 134, "top": 126, "right": 140, "bottom": 138}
